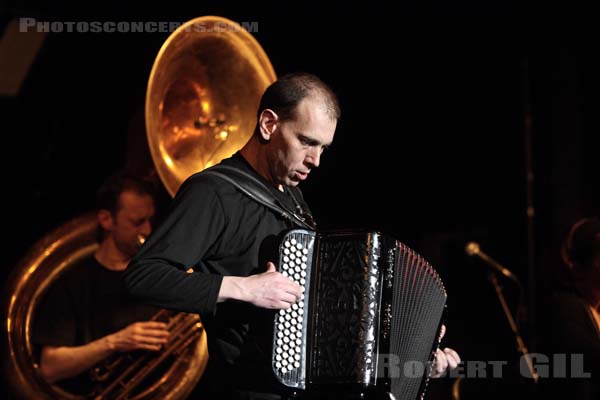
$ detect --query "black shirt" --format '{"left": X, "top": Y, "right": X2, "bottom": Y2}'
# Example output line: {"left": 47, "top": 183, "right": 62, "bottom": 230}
{"left": 32, "top": 256, "right": 158, "bottom": 394}
{"left": 124, "top": 152, "right": 312, "bottom": 396}
{"left": 538, "top": 287, "right": 600, "bottom": 400}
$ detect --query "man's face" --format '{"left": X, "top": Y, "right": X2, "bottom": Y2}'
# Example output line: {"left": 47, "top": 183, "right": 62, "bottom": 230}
{"left": 267, "top": 97, "right": 337, "bottom": 187}
{"left": 111, "top": 191, "right": 155, "bottom": 258}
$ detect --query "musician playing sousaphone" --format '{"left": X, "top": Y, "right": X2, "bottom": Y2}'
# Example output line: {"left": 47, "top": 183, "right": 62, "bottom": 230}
{"left": 31, "top": 170, "right": 168, "bottom": 395}
{"left": 124, "top": 72, "right": 461, "bottom": 400}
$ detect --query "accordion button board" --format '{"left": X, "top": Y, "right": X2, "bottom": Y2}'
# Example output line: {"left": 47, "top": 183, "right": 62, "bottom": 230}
{"left": 273, "top": 230, "right": 315, "bottom": 388}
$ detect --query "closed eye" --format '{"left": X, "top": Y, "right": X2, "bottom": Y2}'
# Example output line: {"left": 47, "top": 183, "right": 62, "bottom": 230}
{"left": 299, "top": 134, "right": 330, "bottom": 149}
{"left": 132, "top": 218, "right": 150, "bottom": 227}
{"left": 299, "top": 136, "right": 317, "bottom": 147}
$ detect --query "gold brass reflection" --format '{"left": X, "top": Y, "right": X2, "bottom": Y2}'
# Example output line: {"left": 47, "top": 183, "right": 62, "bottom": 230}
{"left": 146, "top": 15, "right": 276, "bottom": 196}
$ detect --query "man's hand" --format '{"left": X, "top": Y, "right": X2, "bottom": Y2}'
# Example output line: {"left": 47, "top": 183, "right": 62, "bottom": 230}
{"left": 219, "top": 262, "right": 303, "bottom": 309}
{"left": 106, "top": 321, "right": 169, "bottom": 352}
{"left": 40, "top": 320, "right": 170, "bottom": 383}
{"left": 431, "top": 324, "right": 461, "bottom": 378}
{"left": 431, "top": 347, "right": 461, "bottom": 378}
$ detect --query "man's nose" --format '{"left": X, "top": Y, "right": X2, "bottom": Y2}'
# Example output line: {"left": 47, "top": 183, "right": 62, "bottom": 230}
{"left": 306, "top": 148, "right": 321, "bottom": 168}
{"left": 140, "top": 220, "right": 152, "bottom": 236}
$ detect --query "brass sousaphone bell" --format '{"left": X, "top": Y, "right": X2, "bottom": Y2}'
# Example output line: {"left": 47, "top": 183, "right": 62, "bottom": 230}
{"left": 146, "top": 15, "right": 276, "bottom": 196}
{"left": 2, "top": 15, "right": 276, "bottom": 399}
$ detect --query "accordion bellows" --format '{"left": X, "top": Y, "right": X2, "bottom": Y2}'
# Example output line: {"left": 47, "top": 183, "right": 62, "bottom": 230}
{"left": 272, "top": 229, "right": 447, "bottom": 400}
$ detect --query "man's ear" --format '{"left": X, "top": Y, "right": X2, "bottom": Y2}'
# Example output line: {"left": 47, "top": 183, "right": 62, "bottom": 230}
{"left": 97, "top": 209, "right": 114, "bottom": 232}
{"left": 258, "top": 109, "right": 278, "bottom": 141}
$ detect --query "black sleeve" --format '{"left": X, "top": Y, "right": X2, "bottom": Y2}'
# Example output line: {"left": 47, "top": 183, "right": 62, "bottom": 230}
{"left": 124, "top": 176, "right": 226, "bottom": 315}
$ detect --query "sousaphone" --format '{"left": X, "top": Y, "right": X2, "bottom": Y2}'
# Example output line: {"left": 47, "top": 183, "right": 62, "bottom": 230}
{"left": 146, "top": 16, "right": 276, "bottom": 196}
{"left": 2, "top": 15, "right": 276, "bottom": 399}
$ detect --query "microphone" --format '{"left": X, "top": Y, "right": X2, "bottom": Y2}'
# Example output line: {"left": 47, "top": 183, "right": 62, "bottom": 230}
{"left": 465, "top": 242, "right": 516, "bottom": 280}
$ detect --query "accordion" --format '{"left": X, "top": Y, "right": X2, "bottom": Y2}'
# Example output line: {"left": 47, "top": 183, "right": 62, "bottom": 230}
{"left": 272, "top": 229, "right": 447, "bottom": 400}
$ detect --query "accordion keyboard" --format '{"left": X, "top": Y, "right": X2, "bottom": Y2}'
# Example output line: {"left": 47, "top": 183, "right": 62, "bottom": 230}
{"left": 272, "top": 229, "right": 447, "bottom": 400}
{"left": 272, "top": 230, "right": 315, "bottom": 389}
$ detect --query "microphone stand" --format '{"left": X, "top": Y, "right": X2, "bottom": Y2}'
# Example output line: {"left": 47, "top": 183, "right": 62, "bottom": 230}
{"left": 487, "top": 272, "right": 539, "bottom": 383}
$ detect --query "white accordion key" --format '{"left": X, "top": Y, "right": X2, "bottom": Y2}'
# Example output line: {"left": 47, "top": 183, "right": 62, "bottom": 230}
{"left": 272, "top": 229, "right": 315, "bottom": 389}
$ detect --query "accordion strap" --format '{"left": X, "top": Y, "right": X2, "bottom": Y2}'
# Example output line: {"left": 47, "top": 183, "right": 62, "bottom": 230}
{"left": 203, "top": 165, "right": 316, "bottom": 230}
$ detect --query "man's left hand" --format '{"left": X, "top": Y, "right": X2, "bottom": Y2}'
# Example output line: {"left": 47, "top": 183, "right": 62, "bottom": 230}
{"left": 431, "top": 324, "right": 461, "bottom": 378}
{"left": 431, "top": 347, "right": 461, "bottom": 378}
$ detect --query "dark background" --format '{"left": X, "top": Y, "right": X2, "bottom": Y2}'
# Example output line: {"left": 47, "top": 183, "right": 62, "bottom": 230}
{"left": 1, "top": 1, "right": 598, "bottom": 399}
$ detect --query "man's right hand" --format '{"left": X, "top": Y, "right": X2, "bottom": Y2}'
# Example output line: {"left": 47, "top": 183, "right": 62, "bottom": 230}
{"left": 40, "top": 320, "right": 170, "bottom": 383}
{"left": 107, "top": 321, "right": 170, "bottom": 352}
{"left": 219, "top": 262, "right": 303, "bottom": 309}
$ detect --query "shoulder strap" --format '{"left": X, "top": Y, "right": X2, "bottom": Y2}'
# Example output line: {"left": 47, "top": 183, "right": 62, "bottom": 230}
{"left": 203, "top": 165, "right": 316, "bottom": 230}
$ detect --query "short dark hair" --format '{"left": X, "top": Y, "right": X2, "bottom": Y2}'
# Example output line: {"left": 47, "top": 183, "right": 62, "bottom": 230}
{"left": 561, "top": 217, "right": 600, "bottom": 271}
{"left": 96, "top": 170, "right": 156, "bottom": 215}
{"left": 258, "top": 72, "right": 341, "bottom": 122}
